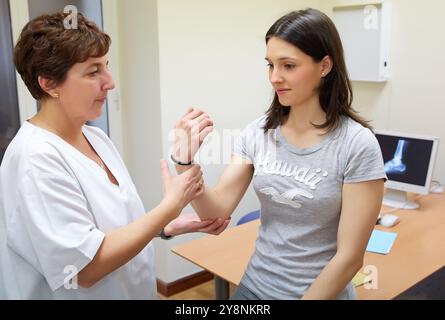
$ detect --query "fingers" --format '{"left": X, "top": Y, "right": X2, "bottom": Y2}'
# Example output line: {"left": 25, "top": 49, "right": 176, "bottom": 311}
{"left": 191, "top": 220, "right": 214, "bottom": 230}
{"left": 189, "top": 176, "right": 205, "bottom": 199}
{"left": 199, "top": 126, "right": 213, "bottom": 143}
{"left": 179, "top": 164, "right": 202, "bottom": 194}
{"left": 181, "top": 109, "right": 213, "bottom": 131}
{"left": 195, "top": 113, "right": 214, "bottom": 132}
{"left": 183, "top": 108, "right": 205, "bottom": 121}
{"left": 198, "top": 121, "right": 213, "bottom": 137}
{"left": 199, "top": 218, "right": 230, "bottom": 235}
{"left": 160, "top": 159, "right": 171, "bottom": 182}
{"left": 194, "top": 183, "right": 205, "bottom": 198}
{"left": 184, "top": 114, "right": 213, "bottom": 135}
{"left": 188, "top": 171, "right": 203, "bottom": 186}
{"left": 212, "top": 219, "right": 230, "bottom": 235}
{"left": 183, "top": 166, "right": 204, "bottom": 198}
{"left": 186, "top": 164, "right": 202, "bottom": 177}
{"left": 197, "top": 218, "right": 223, "bottom": 233}
{"left": 193, "top": 175, "right": 204, "bottom": 190}
{"left": 182, "top": 107, "right": 194, "bottom": 118}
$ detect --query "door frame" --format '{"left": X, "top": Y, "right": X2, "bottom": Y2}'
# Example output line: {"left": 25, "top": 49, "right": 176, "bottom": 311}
{"left": 9, "top": 0, "right": 36, "bottom": 125}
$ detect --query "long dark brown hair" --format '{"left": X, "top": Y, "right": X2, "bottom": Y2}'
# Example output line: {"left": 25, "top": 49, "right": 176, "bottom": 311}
{"left": 263, "top": 8, "right": 371, "bottom": 133}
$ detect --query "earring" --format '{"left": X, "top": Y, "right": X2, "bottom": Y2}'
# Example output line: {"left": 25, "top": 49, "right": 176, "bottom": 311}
{"left": 53, "top": 93, "right": 59, "bottom": 99}
{"left": 321, "top": 72, "right": 325, "bottom": 77}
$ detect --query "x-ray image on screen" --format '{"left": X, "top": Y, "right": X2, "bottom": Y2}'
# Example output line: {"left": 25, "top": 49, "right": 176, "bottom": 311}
{"left": 384, "top": 139, "right": 408, "bottom": 174}
{"left": 376, "top": 135, "right": 434, "bottom": 187}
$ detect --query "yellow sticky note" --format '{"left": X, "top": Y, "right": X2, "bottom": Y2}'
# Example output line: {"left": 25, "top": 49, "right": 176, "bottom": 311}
{"left": 352, "top": 272, "right": 369, "bottom": 287}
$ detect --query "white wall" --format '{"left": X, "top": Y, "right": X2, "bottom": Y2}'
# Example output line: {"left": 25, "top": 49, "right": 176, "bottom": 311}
{"left": 117, "top": 0, "right": 163, "bottom": 208}
{"left": 115, "top": 0, "right": 172, "bottom": 281}
{"left": 320, "top": 0, "right": 445, "bottom": 182}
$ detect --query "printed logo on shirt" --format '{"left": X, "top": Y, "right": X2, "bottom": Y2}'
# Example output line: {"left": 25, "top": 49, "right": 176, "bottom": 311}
{"left": 259, "top": 187, "right": 315, "bottom": 208}
{"left": 255, "top": 152, "right": 329, "bottom": 208}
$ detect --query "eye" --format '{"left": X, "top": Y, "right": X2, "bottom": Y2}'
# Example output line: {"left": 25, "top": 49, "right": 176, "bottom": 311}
{"left": 89, "top": 69, "right": 99, "bottom": 76}
{"left": 266, "top": 63, "right": 273, "bottom": 69}
{"left": 284, "top": 64, "right": 295, "bottom": 70}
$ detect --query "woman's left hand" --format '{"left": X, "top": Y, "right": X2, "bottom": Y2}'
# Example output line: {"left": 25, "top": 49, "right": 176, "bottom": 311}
{"left": 173, "top": 108, "right": 214, "bottom": 164}
{"left": 164, "top": 212, "right": 230, "bottom": 237}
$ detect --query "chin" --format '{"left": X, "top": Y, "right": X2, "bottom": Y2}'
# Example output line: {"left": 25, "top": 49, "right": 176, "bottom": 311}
{"left": 87, "top": 114, "right": 102, "bottom": 122}
{"left": 90, "top": 106, "right": 104, "bottom": 120}
{"left": 277, "top": 97, "right": 292, "bottom": 107}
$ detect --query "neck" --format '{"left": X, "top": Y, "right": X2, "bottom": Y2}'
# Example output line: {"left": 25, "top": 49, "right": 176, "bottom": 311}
{"left": 284, "top": 95, "right": 326, "bottom": 133}
{"left": 30, "top": 100, "right": 85, "bottom": 144}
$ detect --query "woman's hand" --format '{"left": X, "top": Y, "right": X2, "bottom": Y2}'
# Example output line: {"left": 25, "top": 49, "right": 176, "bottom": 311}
{"left": 160, "top": 160, "right": 204, "bottom": 217}
{"left": 173, "top": 108, "right": 213, "bottom": 163}
{"left": 164, "top": 212, "right": 231, "bottom": 237}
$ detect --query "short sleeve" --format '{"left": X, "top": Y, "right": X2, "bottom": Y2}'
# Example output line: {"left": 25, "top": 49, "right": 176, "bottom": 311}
{"left": 344, "top": 129, "right": 387, "bottom": 183}
{"left": 232, "top": 116, "right": 268, "bottom": 163}
{"left": 6, "top": 152, "right": 105, "bottom": 291}
{"left": 232, "top": 125, "right": 254, "bottom": 162}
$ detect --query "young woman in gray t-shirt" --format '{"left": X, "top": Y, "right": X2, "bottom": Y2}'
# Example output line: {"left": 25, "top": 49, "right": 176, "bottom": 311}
{"left": 172, "top": 8, "right": 386, "bottom": 300}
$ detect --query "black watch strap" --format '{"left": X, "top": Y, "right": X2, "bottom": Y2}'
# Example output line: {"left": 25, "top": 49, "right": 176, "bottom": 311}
{"left": 170, "top": 154, "right": 193, "bottom": 166}
{"left": 159, "top": 228, "right": 173, "bottom": 240}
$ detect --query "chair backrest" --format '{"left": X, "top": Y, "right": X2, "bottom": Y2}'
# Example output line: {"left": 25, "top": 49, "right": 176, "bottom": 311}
{"left": 236, "top": 209, "right": 260, "bottom": 225}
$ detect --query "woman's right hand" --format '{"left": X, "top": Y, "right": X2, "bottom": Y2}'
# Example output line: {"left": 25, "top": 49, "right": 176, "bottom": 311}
{"left": 160, "top": 159, "right": 204, "bottom": 216}
{"left": 173, "top": 108, "right": 213, "bottom": 164}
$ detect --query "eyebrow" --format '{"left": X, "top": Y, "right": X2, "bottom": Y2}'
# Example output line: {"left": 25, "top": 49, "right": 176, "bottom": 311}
{"left": 265, "top": 57, "right": 297, "bottom": 62}
{"left": 87, "top": 61, "right": 109, "bottom": 69}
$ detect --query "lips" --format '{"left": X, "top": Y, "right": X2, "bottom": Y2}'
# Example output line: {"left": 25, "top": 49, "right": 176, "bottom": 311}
{"left": 276, "top": 89, "right": 291, "bottom": 94}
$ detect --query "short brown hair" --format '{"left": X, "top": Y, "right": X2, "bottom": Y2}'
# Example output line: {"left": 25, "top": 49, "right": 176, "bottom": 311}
{"left": 14, "top": 12, "right": 111, "bottom": 100}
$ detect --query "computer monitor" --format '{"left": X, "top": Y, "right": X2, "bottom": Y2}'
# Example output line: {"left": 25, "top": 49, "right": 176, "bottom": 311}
{"left": 375, "top": 130, "right": 439, "bottom": 209}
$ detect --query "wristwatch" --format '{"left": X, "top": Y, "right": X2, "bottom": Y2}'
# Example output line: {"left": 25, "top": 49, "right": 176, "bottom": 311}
{"left": 158, "top": 227, "right": 173, "bottom": 240}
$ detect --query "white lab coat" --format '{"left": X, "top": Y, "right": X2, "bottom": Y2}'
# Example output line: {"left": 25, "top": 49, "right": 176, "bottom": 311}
{"left": 0, "top": 121, "right": 157, "bottom": 299}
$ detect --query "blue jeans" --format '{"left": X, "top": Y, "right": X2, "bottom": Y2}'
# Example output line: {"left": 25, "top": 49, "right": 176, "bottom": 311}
{"left": 230, "top": 282, "right": 356, "bottom": 300}
{"left": 230, "top": 282, "right": 261, "bottom": 300}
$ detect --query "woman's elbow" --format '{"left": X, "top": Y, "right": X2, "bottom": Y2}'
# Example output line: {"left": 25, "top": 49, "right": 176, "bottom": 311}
{"left": 336, "top": 252, "right": 364, "bottom": 274}
{"left": 77, "top": 278, "right": 95, "bottom": 289}
{"left": 77, "top": 270, "right": 98, "bottom": 289}
{"left": 353, "top": 258, "right": 364, "bottom": 273}
{"left": 347, "top": 255, "right": 364, "bottom": 275}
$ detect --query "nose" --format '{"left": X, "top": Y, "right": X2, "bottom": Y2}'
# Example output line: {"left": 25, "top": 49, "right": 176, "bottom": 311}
{"left": 269, "top": 68, "right": 283, "bottom": 84}
{"left": 102, "top": 70, "right": 116, "bottom": 91}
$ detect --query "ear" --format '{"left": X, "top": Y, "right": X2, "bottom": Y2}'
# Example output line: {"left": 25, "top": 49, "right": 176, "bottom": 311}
{"left": 38, "top": 76, "right": 59, "bottom": 99}
{"left": 320, "top": 55, "right": 333, "bottom": 77}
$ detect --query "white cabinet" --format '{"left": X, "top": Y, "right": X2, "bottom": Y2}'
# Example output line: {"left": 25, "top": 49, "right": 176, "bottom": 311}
{"left": 333, "top": 2, "right": 392, "bottom": 82}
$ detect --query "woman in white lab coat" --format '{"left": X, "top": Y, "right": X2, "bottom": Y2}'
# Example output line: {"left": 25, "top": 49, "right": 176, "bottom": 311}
{"left": 0, "top": 12, "right": 226, "bottom": 299}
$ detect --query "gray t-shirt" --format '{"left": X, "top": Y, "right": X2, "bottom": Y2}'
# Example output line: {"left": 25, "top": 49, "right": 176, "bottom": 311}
{"left": 233, "top": 115, "right": 386, "bottom": 300}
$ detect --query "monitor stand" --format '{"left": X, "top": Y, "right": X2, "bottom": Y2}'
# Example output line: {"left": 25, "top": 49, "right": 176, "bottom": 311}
{"left": 383, "top": 189, "right": 419, "bottom": 209}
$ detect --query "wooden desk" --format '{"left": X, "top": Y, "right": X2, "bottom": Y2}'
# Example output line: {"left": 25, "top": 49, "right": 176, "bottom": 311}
{"left": 172, "top": 193, "right": 445, "bottom": 300}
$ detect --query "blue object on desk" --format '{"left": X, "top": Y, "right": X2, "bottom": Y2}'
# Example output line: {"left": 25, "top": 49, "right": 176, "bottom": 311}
{"left": 236, "top": 209, "right": 260, "bottom": 225}
{"left": 366, "top": 230, "right": 398, "bottom": 254}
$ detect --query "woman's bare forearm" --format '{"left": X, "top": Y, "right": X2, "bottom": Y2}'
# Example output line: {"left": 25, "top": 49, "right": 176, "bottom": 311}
{"left": 175, "top": 161, "right": 253, "bottom": 220}
{"left": 175, "top": 164, "right": 229, "bottom": 219}
{"left": 77, "top": 201, "right": 179, "bottom": 288}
